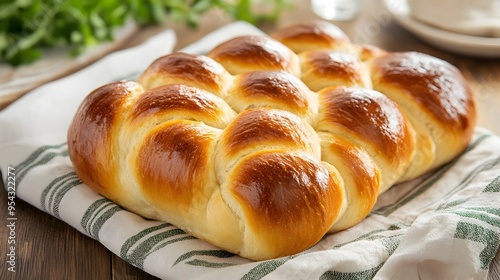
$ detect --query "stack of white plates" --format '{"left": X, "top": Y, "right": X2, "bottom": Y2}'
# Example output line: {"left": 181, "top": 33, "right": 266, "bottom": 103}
{"left": 384, "top": 0, "right": 500, "bottom": 57}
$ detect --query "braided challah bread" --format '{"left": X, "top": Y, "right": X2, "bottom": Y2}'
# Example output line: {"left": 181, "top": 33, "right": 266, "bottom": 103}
{"left": 67, "top": 21, "right": 477, "bottom": 261}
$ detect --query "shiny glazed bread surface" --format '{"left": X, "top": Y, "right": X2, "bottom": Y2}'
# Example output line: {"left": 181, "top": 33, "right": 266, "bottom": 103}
{"left": 67, "top": 21, "right": 477, "bottom": 261}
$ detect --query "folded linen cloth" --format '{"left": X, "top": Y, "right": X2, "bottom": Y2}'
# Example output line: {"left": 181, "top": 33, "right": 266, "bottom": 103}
{"left": 0, "top": 21, "right": 139, "bottom": 109}
{"left": 1, "top": 21, "right": 500, "bottom": 280}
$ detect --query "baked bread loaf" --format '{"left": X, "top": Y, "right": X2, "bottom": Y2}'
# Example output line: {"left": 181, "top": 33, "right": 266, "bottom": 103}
{"left": 67, "top": 21, "right": 477, "bottom": 261}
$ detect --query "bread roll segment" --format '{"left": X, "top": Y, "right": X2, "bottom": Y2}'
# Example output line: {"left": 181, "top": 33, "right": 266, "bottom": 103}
{"left": 137, "top": 52, "right": 233, "bottom": 97}
{"left": 222, "top": 150, "right": 345, "bottom": 260}
{"left": 270, "top": 20, "right": 352, "bottom": 53}
{"left": 299, "top": 50, "right": 372, "bottom": 91}
{"left": 226, "top": 70, "right": 318, "bottom": 122}
{"left": 315, "top": 86, "right": 416, "bottom": 194}
{"left": 369, "top": 52, "right": 477, "bottom": 179}
{"left": 67, "top": 21, "right": 476, "bottom": 261}
{"left": 207, "top": 35, "right": 301, "bottom": 77}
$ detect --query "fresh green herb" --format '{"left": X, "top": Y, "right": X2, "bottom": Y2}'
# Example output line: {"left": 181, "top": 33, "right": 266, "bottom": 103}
{"left": 0, "top": 0, "right": 290, "bottom": 66}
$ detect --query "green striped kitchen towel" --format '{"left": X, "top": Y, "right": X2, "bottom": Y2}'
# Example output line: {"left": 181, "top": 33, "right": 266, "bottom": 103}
{"left": 1, "top": 21, "right": 500, "bottom": 280}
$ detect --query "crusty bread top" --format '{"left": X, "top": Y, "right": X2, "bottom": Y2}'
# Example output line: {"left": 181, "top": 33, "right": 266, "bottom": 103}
{"left": 67, "top": 21, "right": 476, "bottom": 261}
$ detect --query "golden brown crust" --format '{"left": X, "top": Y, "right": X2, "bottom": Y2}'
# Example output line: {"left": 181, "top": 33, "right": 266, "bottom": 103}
{"left": 67, "top": 20, "right": 477, "bottom": 261}
{"left": 271, "top": 21, "right": 351, "bottom": 53}
{"left": 358, "top": 44, "right": 387, "bottom": 61}
{"left": 207, "top": 35, "right": 300, "bottom": 76}
{"left": 132, "top": 85, "right": 221, "bottom": 119}
{"left": 67, "top": 81, "right": 142, "bottom": 197}
{"left": 317, "top": 86, "right": 413, "bottom": 161}
{"left": 214, "top": 108, "right": 321, "bottom": 184}
{"left": 370, "top": 52, "right": 476, "bottom": 173}
{"left": 372, "top": 52, "right": 475, "bottom": 127}
{"left": 130, "top": 84, "right": 236, "bottom": 129}
{"left": 137, "top": 52, "right": 232, "bottom": 97}
{"left": 228, "top": 151, "right": 344, "bottom": 259}
{"left": 315, "top": 86, "right": 415, "bottom": 191}
{"left": 227, "top": 71, "right": 316, "bottom": 120}
{"left": 136, "top": 120, "right": 218, "bottom": 216}
{"left": 319, "top": 134, "right": 380, "bottom": 231}
{"left": 300, "top": 50, "right": 371, "bottom": 91}
{"left": 219, "top": 108, "right": 319, "bottom": 156}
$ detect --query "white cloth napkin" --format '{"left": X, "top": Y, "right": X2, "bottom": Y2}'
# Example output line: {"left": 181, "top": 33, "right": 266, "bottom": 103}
{"left": 1, "top": 21, "right": 500, "bottom": 280}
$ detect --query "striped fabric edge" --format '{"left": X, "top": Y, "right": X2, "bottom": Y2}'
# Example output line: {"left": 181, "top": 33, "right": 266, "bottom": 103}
{"left": 7, "top": 130, "right": 500, "bottom": 280}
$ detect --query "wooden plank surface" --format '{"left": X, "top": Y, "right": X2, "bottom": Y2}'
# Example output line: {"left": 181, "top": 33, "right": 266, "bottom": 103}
{"left": 0, "top": 184, "right": 112, "bottom": 279}
{"left": 1, "top": 0, "right": 499, "bottom": 279}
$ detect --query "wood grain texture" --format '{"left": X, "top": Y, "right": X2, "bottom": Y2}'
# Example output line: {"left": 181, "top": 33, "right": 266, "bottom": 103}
{"left": 0, "top": 185, "right": 111, "bottom": 279}
{"left": 490, "top": 251, "right": 500, "bottom": 280}
{"left": 0, "top": 0, "right": 499, "bottom": 278}
{"left": 112, "top": 254, "right": 160, "bottom": 280}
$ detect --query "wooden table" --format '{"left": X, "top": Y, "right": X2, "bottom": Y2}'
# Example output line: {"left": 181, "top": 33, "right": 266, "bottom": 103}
{"left": 1, "top": 0, "right": 499, "bottom": 279}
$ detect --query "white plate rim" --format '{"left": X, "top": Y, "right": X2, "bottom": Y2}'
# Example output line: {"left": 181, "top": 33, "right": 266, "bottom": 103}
{"left": 383, "top": 0, "right": 500, "bottom": 57}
